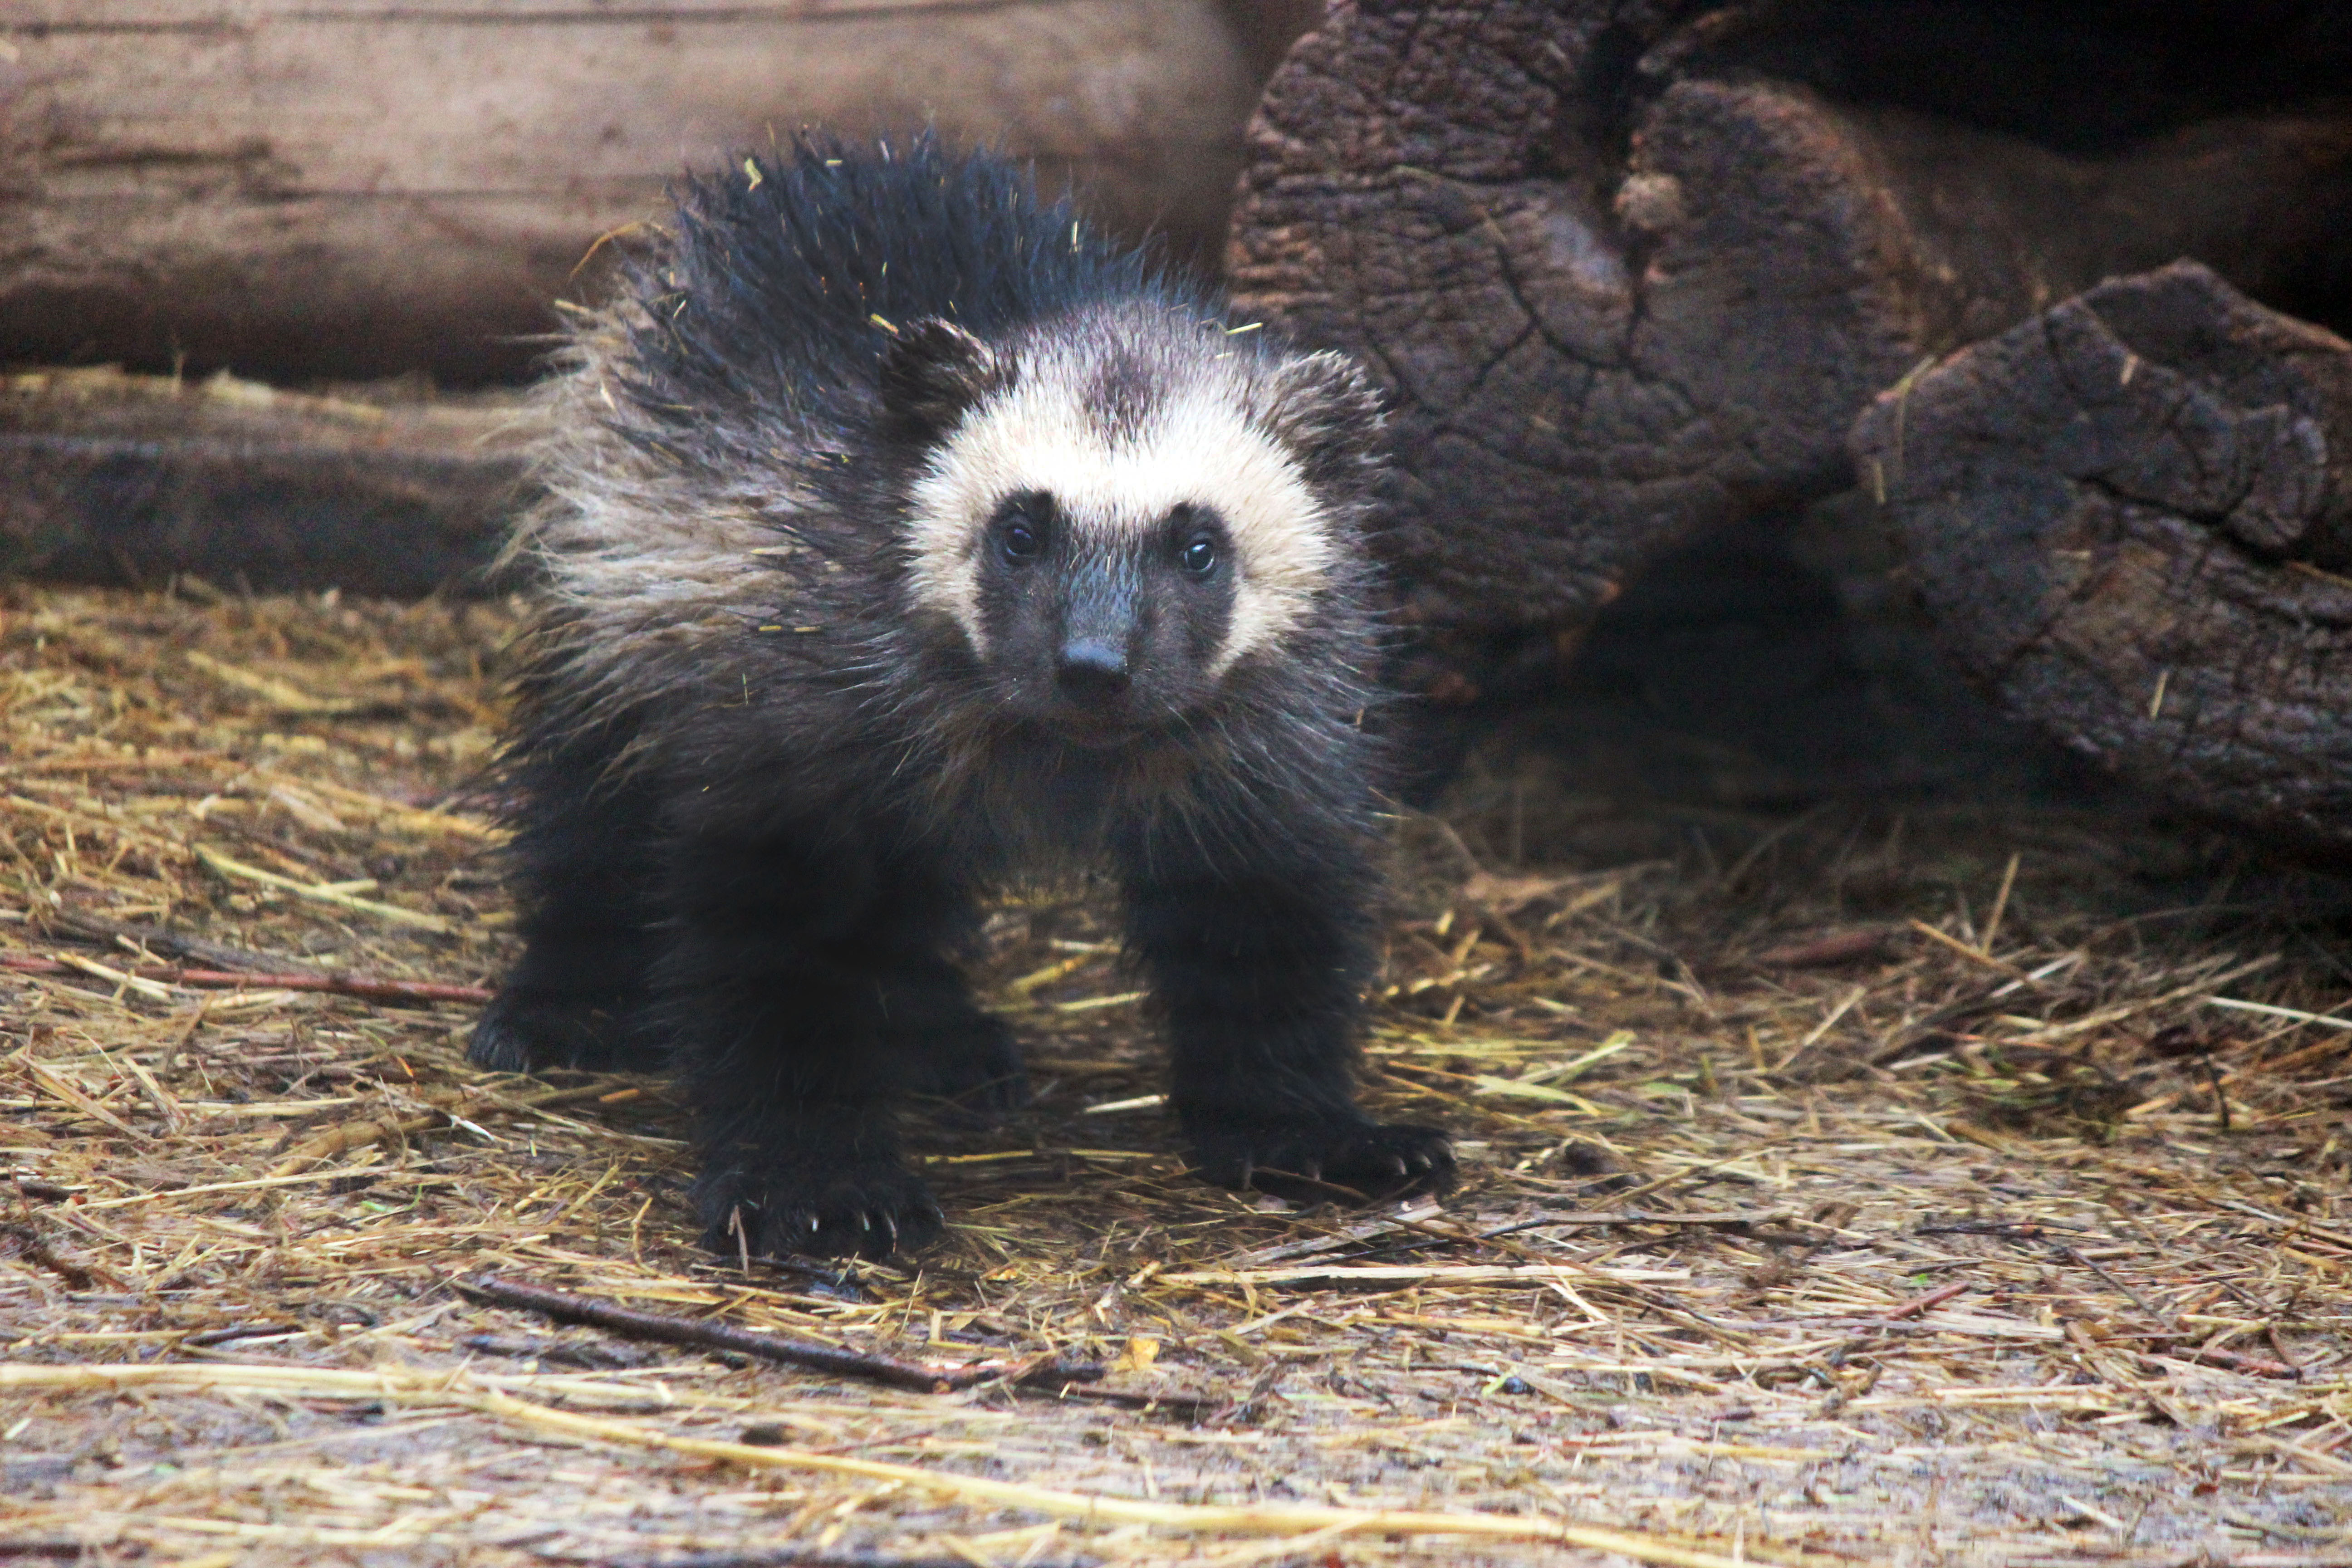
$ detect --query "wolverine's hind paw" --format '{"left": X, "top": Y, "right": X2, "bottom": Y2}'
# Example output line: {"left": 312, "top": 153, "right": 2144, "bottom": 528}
{"left": 1188, "top": 1117, "right": 1456, "bottom": 1205}
{"left": 693, "top": 1158, "right": 945, "bottom": 1263}
{"left": 906, "top": 1019, "right": 1031, "bottom": 1127}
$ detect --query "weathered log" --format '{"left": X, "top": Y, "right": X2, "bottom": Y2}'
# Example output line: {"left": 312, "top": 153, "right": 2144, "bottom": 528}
{"left": 1228, "top": 0, "right": 2352, "bottom": 651}
{"left": 0, "top": 0, "right": 1274, "bottom": 385}
{"left": 1851, "top": 262, "right": 2352, "bottom": 864}
{"left": 0, "top": 369, "right": 535, "bottom": 596}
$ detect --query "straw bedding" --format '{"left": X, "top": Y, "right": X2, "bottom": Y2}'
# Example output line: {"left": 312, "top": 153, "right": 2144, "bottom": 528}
{"left": 4, "top": 580, "right": 2350, "bottom": 1567}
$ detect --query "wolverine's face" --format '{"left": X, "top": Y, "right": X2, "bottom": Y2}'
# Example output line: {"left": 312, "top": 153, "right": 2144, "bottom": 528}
{"left": 963, "top": 487, "right": 1236, "bottom": 745}
{"left": 883, "top": 306, "right": 1380, "bottom": 746}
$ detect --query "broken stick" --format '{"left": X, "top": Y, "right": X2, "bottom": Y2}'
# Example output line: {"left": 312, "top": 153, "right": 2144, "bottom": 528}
{"left": 456, "top": 1275, "right": 1107, "bottom": 1395}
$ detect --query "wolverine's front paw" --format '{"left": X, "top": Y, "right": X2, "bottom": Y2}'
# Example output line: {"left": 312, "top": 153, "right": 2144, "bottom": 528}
{"left": 468, "top": 993, "right": 634, "bottom": 1073}
{"left": 692, "top": 1157, "right": 945, "bottom": 1262}
{"left": 1188, "top": 1117, "right": 1456, "bottom": 1204}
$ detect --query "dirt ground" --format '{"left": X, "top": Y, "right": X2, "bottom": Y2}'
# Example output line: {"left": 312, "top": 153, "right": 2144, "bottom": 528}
{"left": 4, "top": 582, "right": 2351, "bottom": 1568}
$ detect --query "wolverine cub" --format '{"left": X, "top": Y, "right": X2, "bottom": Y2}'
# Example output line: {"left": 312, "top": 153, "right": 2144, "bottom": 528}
{"left": 472, "top": 135, "right": 1454, "bottom": 1259}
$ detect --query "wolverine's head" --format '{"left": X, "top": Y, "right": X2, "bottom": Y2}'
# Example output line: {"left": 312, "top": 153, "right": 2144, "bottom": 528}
{"left": 883, "top": 306, "right": 1383, "bottom": 747}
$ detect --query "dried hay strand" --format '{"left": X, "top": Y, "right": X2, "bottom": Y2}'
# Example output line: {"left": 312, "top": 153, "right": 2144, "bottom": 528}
{"left": 5, "top": 580, "right": 2352, "bottom": 1567}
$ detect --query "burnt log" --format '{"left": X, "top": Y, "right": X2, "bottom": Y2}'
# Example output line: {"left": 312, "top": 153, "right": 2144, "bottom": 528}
{"left": 0, "top": 369, "right": 534, "bottom": 597}
{"left": 1228, "top": 0, "right": 2352, "bottom": 654}
{"left": 1851, "top": 262, "right": 2352, "bottom": 864}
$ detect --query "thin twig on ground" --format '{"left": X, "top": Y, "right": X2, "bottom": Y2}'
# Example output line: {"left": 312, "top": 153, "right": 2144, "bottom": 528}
{"left": 456, "top": 1275, "right": 1107, "bottom": 1393}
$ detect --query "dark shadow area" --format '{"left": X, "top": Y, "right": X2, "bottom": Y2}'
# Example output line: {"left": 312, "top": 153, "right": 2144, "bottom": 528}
{"left": 1423, "top": 496, "right": 2108, "bottom": 812}
{"left": 1683, "top": 0, "right": 2352, "bottom": 334}
{"left": 1705, "top": 0, "right": 2352, "bottom": 152}
{"left": 1428, "top": 498, "right": 2352, "bottom": 924}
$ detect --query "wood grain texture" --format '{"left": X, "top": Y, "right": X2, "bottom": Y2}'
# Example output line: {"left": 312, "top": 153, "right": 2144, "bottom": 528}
{"left": 0, "top": 0, "right": 1261, "bottom": 381}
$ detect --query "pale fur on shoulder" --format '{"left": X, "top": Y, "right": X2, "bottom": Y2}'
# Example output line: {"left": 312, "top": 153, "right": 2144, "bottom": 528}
{"left": 508, "top": 318, "right": 804, "bottom": 712}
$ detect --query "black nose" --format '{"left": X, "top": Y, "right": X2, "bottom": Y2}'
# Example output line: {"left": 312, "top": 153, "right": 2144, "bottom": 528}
{"left": 1055, "top": 640, "right": 1132, "bottom": 704}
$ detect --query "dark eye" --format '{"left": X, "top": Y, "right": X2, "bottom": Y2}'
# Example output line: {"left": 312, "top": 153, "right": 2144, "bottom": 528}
{"left": 997, "top": 518, "right": 1042, "bottom": 565}
{"left": 1179, "top": 535, "right": 1219, "bottom": 577}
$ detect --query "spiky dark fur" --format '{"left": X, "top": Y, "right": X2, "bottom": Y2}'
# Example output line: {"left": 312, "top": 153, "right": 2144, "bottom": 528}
{"left": 472, "top": 134, "right": 1453, "bottom": 1260}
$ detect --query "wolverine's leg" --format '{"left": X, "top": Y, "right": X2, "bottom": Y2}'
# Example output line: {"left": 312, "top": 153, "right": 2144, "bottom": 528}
{"left": 470, "top": 755, "right": 662, "bottom": 1073}
{"left": 1115, "top": 819, "right": 1453, "bottom": 1203}
{"left": 660, "top": 833, "right": 988, "bottom": 1260}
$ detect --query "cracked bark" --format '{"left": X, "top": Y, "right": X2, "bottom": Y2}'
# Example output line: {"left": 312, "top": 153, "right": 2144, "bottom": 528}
{"left": 1851, "top": 262, "right": 2352, "bottom": 865}
{"left": 1227, "top": 0, "right": 2352, "bottom": 686}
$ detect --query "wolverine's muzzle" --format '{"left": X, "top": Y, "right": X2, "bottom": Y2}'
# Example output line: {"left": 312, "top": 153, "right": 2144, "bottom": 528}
{"left": 1050, "top": 564, "right": 1142, "bottom": 729}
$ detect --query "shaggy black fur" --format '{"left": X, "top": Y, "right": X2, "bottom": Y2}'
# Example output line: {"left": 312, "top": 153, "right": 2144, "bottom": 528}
{"left": 472, "top": 134, "right": 1453, "bottom": 1260}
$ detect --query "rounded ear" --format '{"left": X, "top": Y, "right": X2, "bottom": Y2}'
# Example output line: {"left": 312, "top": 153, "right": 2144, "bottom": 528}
{"left": 878, "top": 318, "right": 1011, "bottom": 435}
{"left": 1259, "top": 350, "right": 1386, "bottom": 478}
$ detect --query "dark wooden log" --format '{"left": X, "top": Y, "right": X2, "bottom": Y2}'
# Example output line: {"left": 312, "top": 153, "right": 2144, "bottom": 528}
{"left": 1851, "top": 262, "right": 2352, "bottom": 865}
{"left": 0, "top": 369, "right": 534, "bottom": 596}
{"left": 0, "top": 0, "right": 1274, "bottom": 386}
{"left": 1227, "top": 0, "right": 2352, "bottom": 655}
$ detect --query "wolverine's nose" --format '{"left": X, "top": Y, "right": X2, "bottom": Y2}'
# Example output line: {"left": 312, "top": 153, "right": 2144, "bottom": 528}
{"left": 1055, "top": 639, "right": 1132, "bottom": 704}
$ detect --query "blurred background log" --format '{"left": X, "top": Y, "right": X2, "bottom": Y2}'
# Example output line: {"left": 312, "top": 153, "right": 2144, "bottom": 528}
{"left": 0, "top": 0, "right": 1308, "bottom": 386}
{"left": 0, "top": 369, "right": 534, "bottom": 594}
{"left": 1853, "top": 263, "right": 2352, "bottom": 865}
